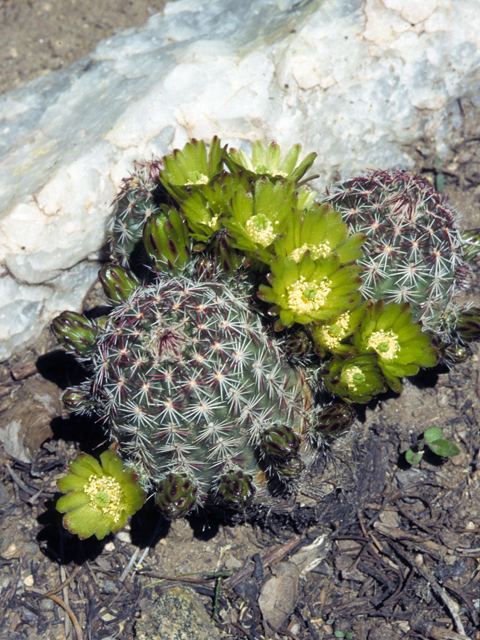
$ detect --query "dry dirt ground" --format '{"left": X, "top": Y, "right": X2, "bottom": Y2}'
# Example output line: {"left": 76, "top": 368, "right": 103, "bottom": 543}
{"left": 1, "top": 4, "right": 480, "bottom": 640}
{"left": 0, "top": 0, "right": 172, "bottom": 95}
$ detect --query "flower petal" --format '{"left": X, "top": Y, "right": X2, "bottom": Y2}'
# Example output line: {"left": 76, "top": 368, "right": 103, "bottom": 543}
{"left": 56, "top": 491, "right": 90, "bottom": 513}
{"left": 100, "top": 449, "right": 124, "bottom": 480}
{"left": 69, "top": 454, "right": 103, "bottom": 478}
{"left": 57, "top": 474, "right": 87, "bottom": 493}
{"left": 62, "top": 504, "right": 111, "bottom": 540}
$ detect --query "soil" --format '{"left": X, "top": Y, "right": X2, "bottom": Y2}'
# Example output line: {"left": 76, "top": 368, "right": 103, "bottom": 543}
{"left": 1, "top": 6, "right": 480, "bottom": 640}
{"left": 0, "top": 0, "right": 172, "bottom": 95}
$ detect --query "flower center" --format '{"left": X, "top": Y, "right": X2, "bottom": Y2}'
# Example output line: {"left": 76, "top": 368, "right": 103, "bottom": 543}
{"left": 287, "top": 276, "right": 332, "bottom": 314}
{"left": 84, "top": 476, "right": 123, "bottom": 517}
{"left": 367, "top": 330, "right": 400, "bottom": 360}
{"left": 341, "top": 366, "right": 365, "bottom": 392}
{"left": 185, "top": 171, "right": 209, "bottom": 185}
{"left": 246, "top": 214, "right": 277, "bottom": 247}
{"left": 289, "top": 241, "right": 331, "bottom": 263}
{"left": 316, "top": 312, "right": 350, "bottom": 349}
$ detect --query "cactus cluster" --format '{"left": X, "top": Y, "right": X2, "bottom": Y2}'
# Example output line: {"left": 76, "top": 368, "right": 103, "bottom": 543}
{"left": 325, "top": 170, "right": 471, "bottom": 326}
{"left": 52, "top": 137, "right": 480, "bottom": 539}
{"left": 91, "top": 278, "right": 313, "bottom": 502}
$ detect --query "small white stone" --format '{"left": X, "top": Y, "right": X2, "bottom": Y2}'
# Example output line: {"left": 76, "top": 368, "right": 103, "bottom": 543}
{"left": 116, "top": 531, "right": 131, "bottom": 543}
{"left": 2, "top": 543, "right": 17, "bottom": 560}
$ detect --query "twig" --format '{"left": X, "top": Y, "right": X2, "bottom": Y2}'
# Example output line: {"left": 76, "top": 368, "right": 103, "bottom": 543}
{"left": 223, "top": 535, "right": 300, "bottom": 590}
{"left": 61, "top": 565, "right": 70, "bottom": 639}
{"left": 5, "top": 464, "right": 37, "bottom": 496}
{"left": 47, "top": 594, "right": 83, "bottom": 640}
{"left": 119, "top": 516, "right": 165, "bottom": 582}
{"left": 387, "top": 539, "right": 468, "bottom": 638}
{"left": 27, "top": 485, "right": 45, "bottom": 505}
{"left": 229, "top": 619, "right": 260, "bottom": 640}
{"left": 37, "top": 564, "right": 82, "bottom": 599}
{"left": 119, "top": 547, "right": 140, "bottom": 582}
{"left": 267, "top": 620, "right": 301, "bottom": 640}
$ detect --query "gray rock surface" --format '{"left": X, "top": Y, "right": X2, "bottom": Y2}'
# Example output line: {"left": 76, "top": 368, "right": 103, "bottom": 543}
{"left": 135, "top": 587, "right": 220, "bottom": 640}
{"left": 1, "top": 0, "right": 479, "bottom": 360}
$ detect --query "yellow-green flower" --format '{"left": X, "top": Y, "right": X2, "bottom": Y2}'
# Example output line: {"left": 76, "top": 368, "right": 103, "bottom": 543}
{"left": 352, "top": 301, "right": 438, "bottom": 392}
{"left": 225, "top": 140, "right": 317, "bottom": 185}
{"left": 179, "top": 171, "right": 249, "bottom": 242}
{"left": 142, "top": 206, "right": 192, "bottom": 273}
{"left": 159, "top": 137, "right": 226, "bottom": 201}
{"left": 274, "top": 203, "right": 365, "bottom": 267}
{"left": 56, "top": 448, "right": 146, "bottom": 540}
{"left": 223, "top": 177, "right": 300, "bottom": 264}
{"left": 323, "top": 355, "right": 388, "bottom": 403}
{"left": 258, "top": 254, "right": 362, "bottom": 329}
{"left": 311, "top": 302, "right": 368, "bottom": 357}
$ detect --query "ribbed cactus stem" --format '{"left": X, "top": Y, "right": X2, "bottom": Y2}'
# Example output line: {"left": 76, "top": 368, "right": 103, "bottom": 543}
{"left": 70, "top": 276, "right": 313, "bottom": 512}
{"left": 325, "top": 169, "right": 471, "bottom": 334}
{"left": 143, "top": 207, "right": 192, "bottom": 273}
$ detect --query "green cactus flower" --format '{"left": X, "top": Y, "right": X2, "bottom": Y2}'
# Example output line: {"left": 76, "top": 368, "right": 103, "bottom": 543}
{"left": 159, "top": 137, "right": 226, "bottom": 201}
{"left": 260, "top": 424, "right": 302, "bottom": 460}
{"left": 61, "top": 385, "right": 96, "bottom": 415}
{"left": 142, "top": 206, "right": 192, "bottom": 273}
{"left": 56, "top": 448, "right": 146, "bottom": 540}
{"left": 155, "top": 473, "right": 199, "bottom": 519}
{"left": 223, "top": 177, "right": 299, "bottom": 264}
{"left": 308, "top": 403, "right": 356, "bottom": 444}
{"left": 455, "top": 306, "right": 480, "bottom": 343}
{"left": 179, "top": 171, "right": 249, "bottom": 242}
{"left": 201, "top": 228, "right": 245, "bottom": 274}
{"left": 257, "top": 254, "right": 362, "bottom": 330}
{"left": 51, "top": 311, "right": 102, "bottom": 359}
{"left": 225, "top": 140, "right": 317, "bottom": 185}
{"left": 311, "top": 302, "right": 368, "bottom": 357}
{"left": 98, "top": 265, "right": 141, "bottom": 306}
{"left": 274, "top": 203, "right": 366, "bottom": 267}
{"left": 258, "top": 424, "right": 305, "bottom": 481}
{"left": 352, "top": 301, "right": 437, "bottom": 392}
{"left": 215, "top": 470, "right": 256, "bottom": 508}
{"left": 323, "top": 355, "right": 388, "bottom": 403}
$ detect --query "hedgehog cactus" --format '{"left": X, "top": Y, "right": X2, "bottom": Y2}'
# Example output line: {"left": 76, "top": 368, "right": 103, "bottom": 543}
{"left": 324, "top": 169, "right": 471, "bottom": 333}
{"left": 110, "top": 158, "right": 164, "bottom": 267}
{"left": 85, "top": 276, "right": 313, "bottom": 512}
{"left": 52, "top": 138, "right": 480, "bottom": 539}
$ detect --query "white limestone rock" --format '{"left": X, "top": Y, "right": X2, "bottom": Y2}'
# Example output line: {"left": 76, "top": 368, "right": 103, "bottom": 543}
{"left": 1, "top": 0, "right": 479, "bottom": 360}
{"left": 0, "top": 263, "right": 100, "bottom": 361}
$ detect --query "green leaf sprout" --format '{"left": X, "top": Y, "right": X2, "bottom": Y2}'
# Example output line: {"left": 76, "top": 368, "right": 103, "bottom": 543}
{"left": 405, "top": 426, "right": 461, "bottom": 466}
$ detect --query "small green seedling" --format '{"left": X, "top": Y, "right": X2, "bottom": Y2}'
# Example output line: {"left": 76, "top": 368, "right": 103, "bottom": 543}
{"left": 334, "top": 631, "right": 354, "bottom": 639}
{"left": 405, "top": 426, "right": 460, "bottom": 466}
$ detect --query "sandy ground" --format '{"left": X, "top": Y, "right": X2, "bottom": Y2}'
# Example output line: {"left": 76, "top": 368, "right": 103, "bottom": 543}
{"left": 0, "top": 0, "right": 174, "bottom": 96}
